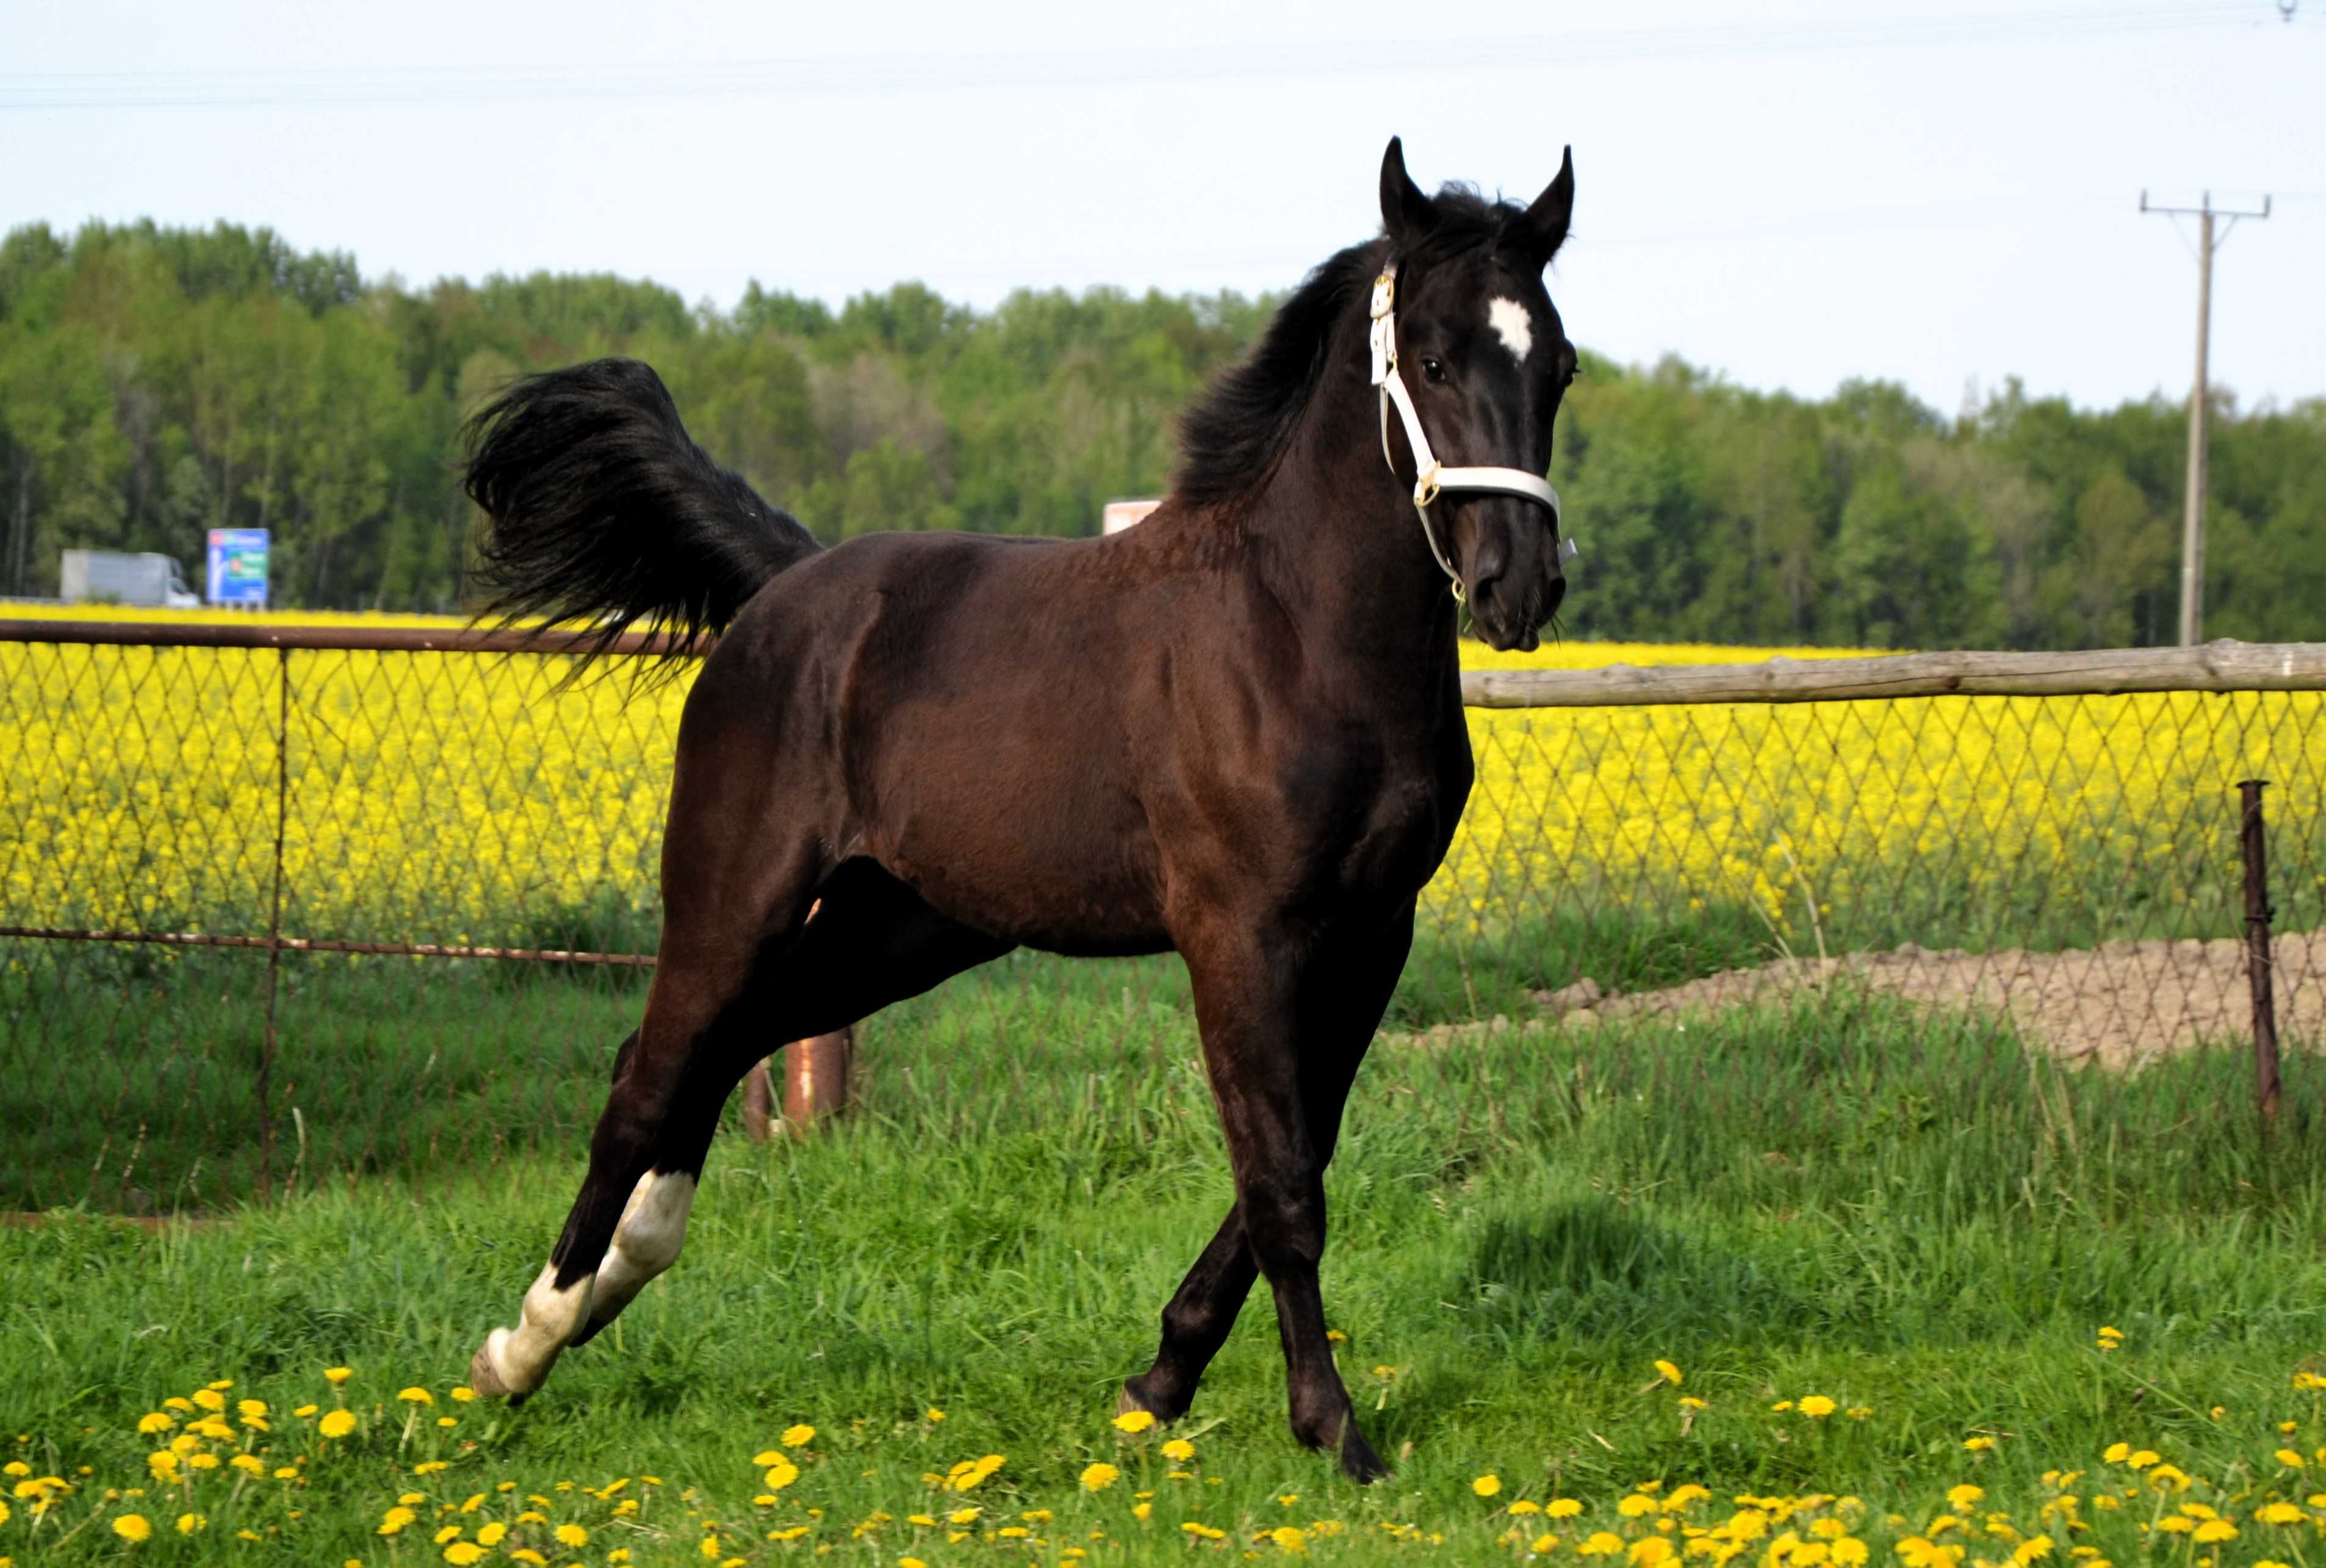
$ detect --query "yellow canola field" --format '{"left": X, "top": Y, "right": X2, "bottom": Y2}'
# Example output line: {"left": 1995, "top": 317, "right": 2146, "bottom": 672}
{"left": 1, "top": 606, "right": 2318, "bottom": 951}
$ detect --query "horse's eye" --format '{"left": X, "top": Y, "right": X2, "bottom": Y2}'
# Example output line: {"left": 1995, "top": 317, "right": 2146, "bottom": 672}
{"left": 1420, "top": 356, "right": 1447, "bottom": 384}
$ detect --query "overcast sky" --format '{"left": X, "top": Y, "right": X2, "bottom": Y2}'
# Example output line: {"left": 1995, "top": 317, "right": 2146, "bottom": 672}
{"left": 8, "top": 0, "right": 2321, "bottom": 414}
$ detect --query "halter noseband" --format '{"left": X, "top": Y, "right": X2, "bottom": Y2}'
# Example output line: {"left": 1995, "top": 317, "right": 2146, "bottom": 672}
{"left": 1368, "top": 262, "right": 1574, "bottom": 600}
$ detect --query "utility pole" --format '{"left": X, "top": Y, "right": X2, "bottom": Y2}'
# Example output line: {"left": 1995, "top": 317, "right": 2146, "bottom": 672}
{"left": 2141, "top": 189, "right": 2270, "bottom": 646}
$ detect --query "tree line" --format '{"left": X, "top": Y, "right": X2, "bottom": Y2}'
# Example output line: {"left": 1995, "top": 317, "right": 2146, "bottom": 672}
{"left": 2, "top": 218, "right": 2320, "bottom": 647}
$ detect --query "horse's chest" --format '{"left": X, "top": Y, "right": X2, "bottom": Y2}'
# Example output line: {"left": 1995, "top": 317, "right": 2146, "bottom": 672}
{"left": 1278, "top": 721, "right": 1471, "bottom": 906}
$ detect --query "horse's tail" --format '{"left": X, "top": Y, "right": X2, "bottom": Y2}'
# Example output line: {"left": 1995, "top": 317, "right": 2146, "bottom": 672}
{"left": 464, "top": 356, "right": 819, "bottom": 671}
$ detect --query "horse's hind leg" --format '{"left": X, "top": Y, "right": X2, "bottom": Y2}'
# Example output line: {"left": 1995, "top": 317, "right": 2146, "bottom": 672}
{"left": 470, "top": 859, "right": 1009, "bottom": 1398}
{"left": 470, "top": 914, "right": 782, "bottom": 1400}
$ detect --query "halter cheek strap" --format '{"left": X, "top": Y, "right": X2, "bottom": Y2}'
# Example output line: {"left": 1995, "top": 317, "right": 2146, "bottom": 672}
{"left": 1368, "top": 263, "right": 1572, "bottom": 600}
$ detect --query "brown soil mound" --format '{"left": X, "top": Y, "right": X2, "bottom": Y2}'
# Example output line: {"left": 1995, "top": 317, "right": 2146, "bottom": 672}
{"left": 1539, "top": 930, "right": 2324, "bottom": 1066}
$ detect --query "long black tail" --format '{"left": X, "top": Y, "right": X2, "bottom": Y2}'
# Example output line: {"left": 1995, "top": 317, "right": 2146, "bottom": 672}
{"left": 464, "top": 357, "right": 818, "bottom": 669}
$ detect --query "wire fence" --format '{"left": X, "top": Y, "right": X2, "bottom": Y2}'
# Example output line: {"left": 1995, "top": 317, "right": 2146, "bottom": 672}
{"left": 2, "top": 619, "right": 2320, "bottom": 1212}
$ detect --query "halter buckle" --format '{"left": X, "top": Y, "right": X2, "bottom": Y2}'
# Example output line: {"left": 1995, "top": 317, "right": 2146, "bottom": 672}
{"left": 1369, "top": 270, "right": 1396, "bottom": 320}
{"left": 1414, "top": 464, "right": 1442, "bottom": 508}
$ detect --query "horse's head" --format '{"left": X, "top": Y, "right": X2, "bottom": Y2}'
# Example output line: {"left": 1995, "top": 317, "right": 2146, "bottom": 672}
{"left": 1376, "top": 138, "right": 1575, "bottom": 652}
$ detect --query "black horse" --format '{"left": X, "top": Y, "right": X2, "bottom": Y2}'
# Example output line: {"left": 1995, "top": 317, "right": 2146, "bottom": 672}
{"left": 462, "top": 137, "right": 1577, "bottom": 1483}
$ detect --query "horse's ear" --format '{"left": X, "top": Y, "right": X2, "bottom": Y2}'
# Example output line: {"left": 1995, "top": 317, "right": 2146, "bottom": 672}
{"left": 1379, "top": 137, "right": 1436, "bottom": 246}
{"left": 1511, "top": 146, "right": 1575, "bottom": 270}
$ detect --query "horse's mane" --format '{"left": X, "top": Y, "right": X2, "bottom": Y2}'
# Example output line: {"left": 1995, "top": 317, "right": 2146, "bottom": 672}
{"left": 1173, "top": 187, "right": 1529, "bottom": 508}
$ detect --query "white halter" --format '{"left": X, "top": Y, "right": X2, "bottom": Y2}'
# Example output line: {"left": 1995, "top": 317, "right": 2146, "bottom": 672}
{"left": 1368, "top": 262, "right": 1574, "bottom": 599}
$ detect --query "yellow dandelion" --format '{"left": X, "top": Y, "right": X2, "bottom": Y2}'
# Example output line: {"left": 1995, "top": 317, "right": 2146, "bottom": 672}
{"left": 1475, "top": 1475, "right": 1503, "bottom": 1498}
{"left": 323, "top": 1367, "right": 353, "bottom": 1384}
{"left": 1162, "top": 1438, "right": 1195, "bottom": 1462}
{"left": 1113, "top": 1409, "right": 1156, "bottom": 1434}
{"left": 1655, "top": 1359, "right": 1684, "bottom": 1386}
{"left": 554, "top": 1523, "right": 589, "bottom": 1547}
{"left": 782, "top": 1423, "right": 816, "bottom": 1448}
{"left": 319, "top": 1409, "right": 356, "bottom": 1439}
{"left": 1799, "top": 1397, "right": 1837, "bottom": 1418}
{"left": 1081, "top": 1462, "right": 1120, "bottom": 1491}
{"left": 135, "top": 1412, "right": 174, "bottom": 1434}
{"left": 113, "top": 1514, "right": 153, "bottom": 1542}
{"left": 397, "top": 1387, "right": 434, "bottom": 1406}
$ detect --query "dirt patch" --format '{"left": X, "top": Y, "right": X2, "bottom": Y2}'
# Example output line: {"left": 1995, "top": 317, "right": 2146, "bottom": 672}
{"left": 1535, "top": 930, "right": 2325, "bottom": 1066}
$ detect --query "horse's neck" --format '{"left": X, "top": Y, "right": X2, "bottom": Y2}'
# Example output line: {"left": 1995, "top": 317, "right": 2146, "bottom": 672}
{"left": 1237, "top": 358, "right": 1464, "bottom": 683}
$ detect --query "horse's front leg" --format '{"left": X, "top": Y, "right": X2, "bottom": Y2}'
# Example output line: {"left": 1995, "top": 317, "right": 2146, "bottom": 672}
{"left": 1125, "top": 904, "right": 1413, "bottom": 1434}
{"left": 1173, "top": 915, "right": 1386, "bottom": 1483}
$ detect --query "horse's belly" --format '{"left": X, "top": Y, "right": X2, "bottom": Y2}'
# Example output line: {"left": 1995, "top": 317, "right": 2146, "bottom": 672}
{"left": 865, "top": 777, "right": 1168, "bottom": 956}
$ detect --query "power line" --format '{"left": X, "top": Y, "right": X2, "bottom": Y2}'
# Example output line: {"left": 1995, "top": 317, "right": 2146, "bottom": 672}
{"left": 2141, "top": 189, "right": 2273, "bottom": 646}
{"left": 0, "top": 2, "right": 2276, "bottom": 111}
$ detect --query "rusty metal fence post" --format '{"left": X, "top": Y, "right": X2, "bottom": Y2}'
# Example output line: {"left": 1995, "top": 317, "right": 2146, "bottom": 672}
{"left": 2239, "top": 779, "right": 2281, "bottom": 1121}
{"left": 741, "top": 1029, "right": 856, "bottom": 1140}
{"left": 257, "top": 645, "right": 290, "bottom": 1200}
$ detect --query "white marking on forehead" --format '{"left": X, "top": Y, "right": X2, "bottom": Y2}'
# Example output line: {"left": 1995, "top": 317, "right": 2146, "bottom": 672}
{"left": 1487, "top": 297, "right": 1535, "bottom": 364}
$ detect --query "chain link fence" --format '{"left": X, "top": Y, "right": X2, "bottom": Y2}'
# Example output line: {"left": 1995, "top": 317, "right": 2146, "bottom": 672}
{"left": 3, "top": 619, "right": 2319, "bottom": 1212}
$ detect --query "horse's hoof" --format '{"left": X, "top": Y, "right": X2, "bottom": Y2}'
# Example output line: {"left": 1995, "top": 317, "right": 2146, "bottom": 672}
{"left": 469, "top": 1331, "right": 523, "bottom": 1402}
{"left": 1338, "top": 1422, "right": 1389, "bottom": 1485}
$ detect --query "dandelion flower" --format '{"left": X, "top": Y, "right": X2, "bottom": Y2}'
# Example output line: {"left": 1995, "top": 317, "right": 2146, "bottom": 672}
{"left": 1964, "top": 1437, "right": 1997, "bottom": 1452}
{"left": 1655, "top": 1360, "right": 1684, "bottom": 1386}
{"left": 445, "top": 1544, "right": 487, "bottom": 1566}
{"left": 323, "top": 1367, "right": 353, "bottom": 1384}
{"left": 113, "top": 1513, "right": 153, "bottom": 1542}
{"left": 2277, "top": 1449, "right": 2306, "bottom": 1469}
{"left": 1475, "top": 1475, "right": 1503, "bottom": 1498}
{"left": 1162, "top": 1439, "right": 1195, "bottom": 1462}
{"left": 1081, "top": 1462, "right": 1120, "bottom": 1492}
{"left": 2102, "top": 1444, "right": 2130, "bottom": 1464}
{"left": 319, "top": 1410, "right": 356, "bottom": 1439}
{"left": 397, "top": 1387, "right": 434, "bottom": 1406}
{"left": 1548, "top": 1499, "right": 1585, "bottom": 1519}
{"left": 1799, "top": 1397, "right": 1837, "bottom": 1418}
{"left": 1113, "top": 1410, "right": 1156, "bottom": 1435}
{"left": 136, "top": 1412, "right": 174, "bottom": 1434}
{"left": 555, "top": 1523, "right": 589, "bottom": 1547}
{"left": 176, "top": 1513, "right": 206, "bottom": 1533}
{"left": 1272, "top": 1524, "right": 1310, "bottom": 1552}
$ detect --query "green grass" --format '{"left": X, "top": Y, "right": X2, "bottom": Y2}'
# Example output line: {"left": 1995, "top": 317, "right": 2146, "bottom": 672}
{"left": 4, "top": 978, "right": 2324, "bottom": 1565}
